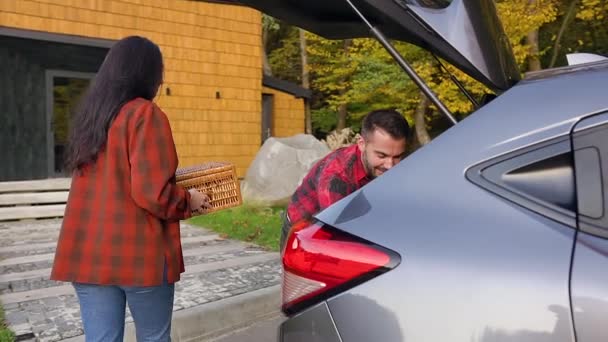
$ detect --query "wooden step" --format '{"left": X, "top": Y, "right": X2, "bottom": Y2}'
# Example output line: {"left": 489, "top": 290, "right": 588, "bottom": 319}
{"left": 0, "top": 204, "right": 66, "bottom": 221}
{"left": 0, "top": 191, "right": 69, "bottom": 206}
{"left": 0, "top": 178, "right": 71, "bottom": 193}
{"left": 0, "top": 178, "right": 70, "bottom": 221}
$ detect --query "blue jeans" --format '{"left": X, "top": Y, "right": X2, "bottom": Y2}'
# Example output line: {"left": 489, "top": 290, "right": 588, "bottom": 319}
{"left": 73, "top": 270, "right": 175, "bottom": 342}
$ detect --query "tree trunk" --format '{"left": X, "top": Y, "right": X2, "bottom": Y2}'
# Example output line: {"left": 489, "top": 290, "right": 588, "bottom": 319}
{"left": 337, "top": 103, "right": 347, "bottom": 131}
{"left": 414, "top": 92, "right": 431, "bottom": 146}
{"left": 299, "top": 29, "right": 312, "bottom": 134}
{"left": 549, "top": 0, "right": 578, "bottom": 68}
{"left": 526, "top": 29, "right": 542, "bottom": 71}
{"left": 525, "top": 0, "right": 542, "bottom": 72}
{"left": 336, "top": 39, "right": 352, "bottom": 131}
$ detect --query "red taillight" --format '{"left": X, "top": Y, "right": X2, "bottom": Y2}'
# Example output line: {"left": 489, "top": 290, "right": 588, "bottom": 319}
{"left": 282, "top": 221, "right": 399, "bottom": 314}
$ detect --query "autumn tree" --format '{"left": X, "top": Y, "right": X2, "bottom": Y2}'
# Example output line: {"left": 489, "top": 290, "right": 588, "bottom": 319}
{"left": 265, "top": 0, "right": 608, "bottom": 143}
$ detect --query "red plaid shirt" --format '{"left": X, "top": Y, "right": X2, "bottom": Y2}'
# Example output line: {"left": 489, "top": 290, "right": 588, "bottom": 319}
{"left": 51, "top": 98, "right": 192, "bottom": 286}
{"left": 287, "top": 144, "right": 370, "bottom": 223}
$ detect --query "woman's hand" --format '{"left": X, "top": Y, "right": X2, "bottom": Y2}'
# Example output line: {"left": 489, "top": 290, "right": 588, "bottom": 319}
{"left": 188, "top": 189, "right": 212, "bottom": 214}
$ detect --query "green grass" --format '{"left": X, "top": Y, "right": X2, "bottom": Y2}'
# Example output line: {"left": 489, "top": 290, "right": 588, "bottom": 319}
{"left": 188, "top": 205, "right": 284, "bottom": 251}
{"left": 0, "top": 305, "right": 15, "bottom": 342}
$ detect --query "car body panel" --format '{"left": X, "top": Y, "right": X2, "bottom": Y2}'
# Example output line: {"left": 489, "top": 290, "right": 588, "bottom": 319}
{"left": 318, "top": 62, "right": 608, "bottom": 244}
{"left": 571, "top": 231, "right": 608, "bottom": 342}
{"left": 279, "top": 302, "right": 342, "bottom": 342}
{"left": 327, "top": 215, "right": 575, "bottom": 342}
{"left": 569, "top": 112, "right": 608, "bottom": 342}
{"left": 302, "top": 63, "right": 608, "bottom": 342}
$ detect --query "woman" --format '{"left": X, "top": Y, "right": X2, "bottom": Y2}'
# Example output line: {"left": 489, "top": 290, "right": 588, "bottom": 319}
{"left": 51, "top": 36, "right": 210, "bottom": 342}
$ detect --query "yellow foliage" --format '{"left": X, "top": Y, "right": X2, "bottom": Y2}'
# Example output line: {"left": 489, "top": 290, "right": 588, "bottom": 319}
{"left": 577, "top": 0, "right": 608, "bottom": 21}
{"left": 306, "top": 0, "right": 563, "bottom": 124}
{"left": 496, "top": 0, "right": 559, "bottom": 66}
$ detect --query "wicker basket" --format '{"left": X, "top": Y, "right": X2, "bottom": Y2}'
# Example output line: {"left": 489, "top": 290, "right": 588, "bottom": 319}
{"left": 176, "top": 162, "right": 242, "bottom": 213}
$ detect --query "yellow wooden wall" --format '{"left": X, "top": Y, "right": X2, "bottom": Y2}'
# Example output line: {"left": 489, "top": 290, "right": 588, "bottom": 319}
{"left": 262, "top": 87, "right": 305, "bottom": 138}
{"left": 0, "top": 0, "right": 264, "bottom": 176}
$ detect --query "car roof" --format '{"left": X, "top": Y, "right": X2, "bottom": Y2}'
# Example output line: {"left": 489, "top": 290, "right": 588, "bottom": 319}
{"left": 523, "top": 59, "right": 608, "bottom": 83}
{"left": 449, "top": 59, "right": 608, "bottom": 163}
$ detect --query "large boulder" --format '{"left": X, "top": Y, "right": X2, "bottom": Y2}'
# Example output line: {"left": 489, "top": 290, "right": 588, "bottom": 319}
{"left": 241, "top": 134, "right": 330, "bottom": 206}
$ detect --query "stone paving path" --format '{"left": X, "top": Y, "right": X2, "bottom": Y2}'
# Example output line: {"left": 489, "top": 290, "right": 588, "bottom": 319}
{"left": 0, "top": 219, "right": 281, "bottom": 342}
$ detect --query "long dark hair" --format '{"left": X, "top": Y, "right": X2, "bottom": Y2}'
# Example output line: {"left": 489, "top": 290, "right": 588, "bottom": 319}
{"left": 66, "top": 36, "right": 164, "bottom": 172}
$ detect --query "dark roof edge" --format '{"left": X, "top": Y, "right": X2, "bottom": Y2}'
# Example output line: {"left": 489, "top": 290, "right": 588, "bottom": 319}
{"left": 0, "top": 26, "right": 114, "bottom": 48}
{"left": 262, "top": 74, "right": 312, "bottom": 99}
{"left": 192, "top": 0, "right": 247, "bottom": 6}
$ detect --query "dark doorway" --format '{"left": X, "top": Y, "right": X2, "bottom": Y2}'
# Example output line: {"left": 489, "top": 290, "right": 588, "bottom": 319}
{"left": 261, "top": 94, "right": 274, "bottom": 144}
{"left": 0, "top": 32, "right": 108, "bottom": 181}
{"left": 46, "top": 71, "right": 93, "bottom": 177}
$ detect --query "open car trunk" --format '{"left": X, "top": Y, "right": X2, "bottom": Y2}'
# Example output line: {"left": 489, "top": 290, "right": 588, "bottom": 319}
{"left": 235, "top": 0, "right": 520, "bottom": 93}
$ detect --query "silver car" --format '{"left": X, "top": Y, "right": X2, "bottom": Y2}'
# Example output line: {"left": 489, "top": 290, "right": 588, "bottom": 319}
{"left": 239, "top": 0, "right": 608, "bottom": 341}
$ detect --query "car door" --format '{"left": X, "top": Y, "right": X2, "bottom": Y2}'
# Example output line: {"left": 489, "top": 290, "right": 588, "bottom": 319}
{"left": 570, "top": 111, "right": 608, "bottom": 342}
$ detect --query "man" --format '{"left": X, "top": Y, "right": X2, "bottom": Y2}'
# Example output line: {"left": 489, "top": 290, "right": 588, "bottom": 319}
{"left": 280, "top": 109, "right": 411, "bottom": 251}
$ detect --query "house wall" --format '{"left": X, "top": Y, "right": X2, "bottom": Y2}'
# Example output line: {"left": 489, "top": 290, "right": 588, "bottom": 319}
{"left": 262, "top": 86, "right": 305, "bottom": 138}
{"left": 0, "top": 0, "right": 264, "bottom": 177}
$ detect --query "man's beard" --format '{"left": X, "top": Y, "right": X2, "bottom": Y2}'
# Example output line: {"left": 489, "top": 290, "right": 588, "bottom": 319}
{"left": 362, "top": 149, "right": 388, "bottom": 179}
{"left": 361, "top": 150, "right": 376, "bottom": 179}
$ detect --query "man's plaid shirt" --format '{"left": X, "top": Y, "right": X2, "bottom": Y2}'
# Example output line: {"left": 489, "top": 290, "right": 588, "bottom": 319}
{"left": 51, "top": 98, "right": 192, "bottom": 286}
{"left": 287, "top": 144, "right": 370, "bottom": 224}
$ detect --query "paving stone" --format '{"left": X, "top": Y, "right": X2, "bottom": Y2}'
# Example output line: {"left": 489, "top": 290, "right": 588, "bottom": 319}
{"left": 1, "top": 260, "right": 54, "bottom": 274}
{"left": 61, "top": 327, "right": 83, "bottom": 339}
{"left": 0, "top": 247, "right": 56, "bottom": 259}
{"left": 3, "top": 302, "right": 19, "bottom": 309}
{"left": 9, "top": 322, "right": 33, "bottom": 336}
{"left": 1, "top": 219, "right": 281, "bottom": 341}
{"left": 5, "top": 311, "right": 28, "bottom": 325}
